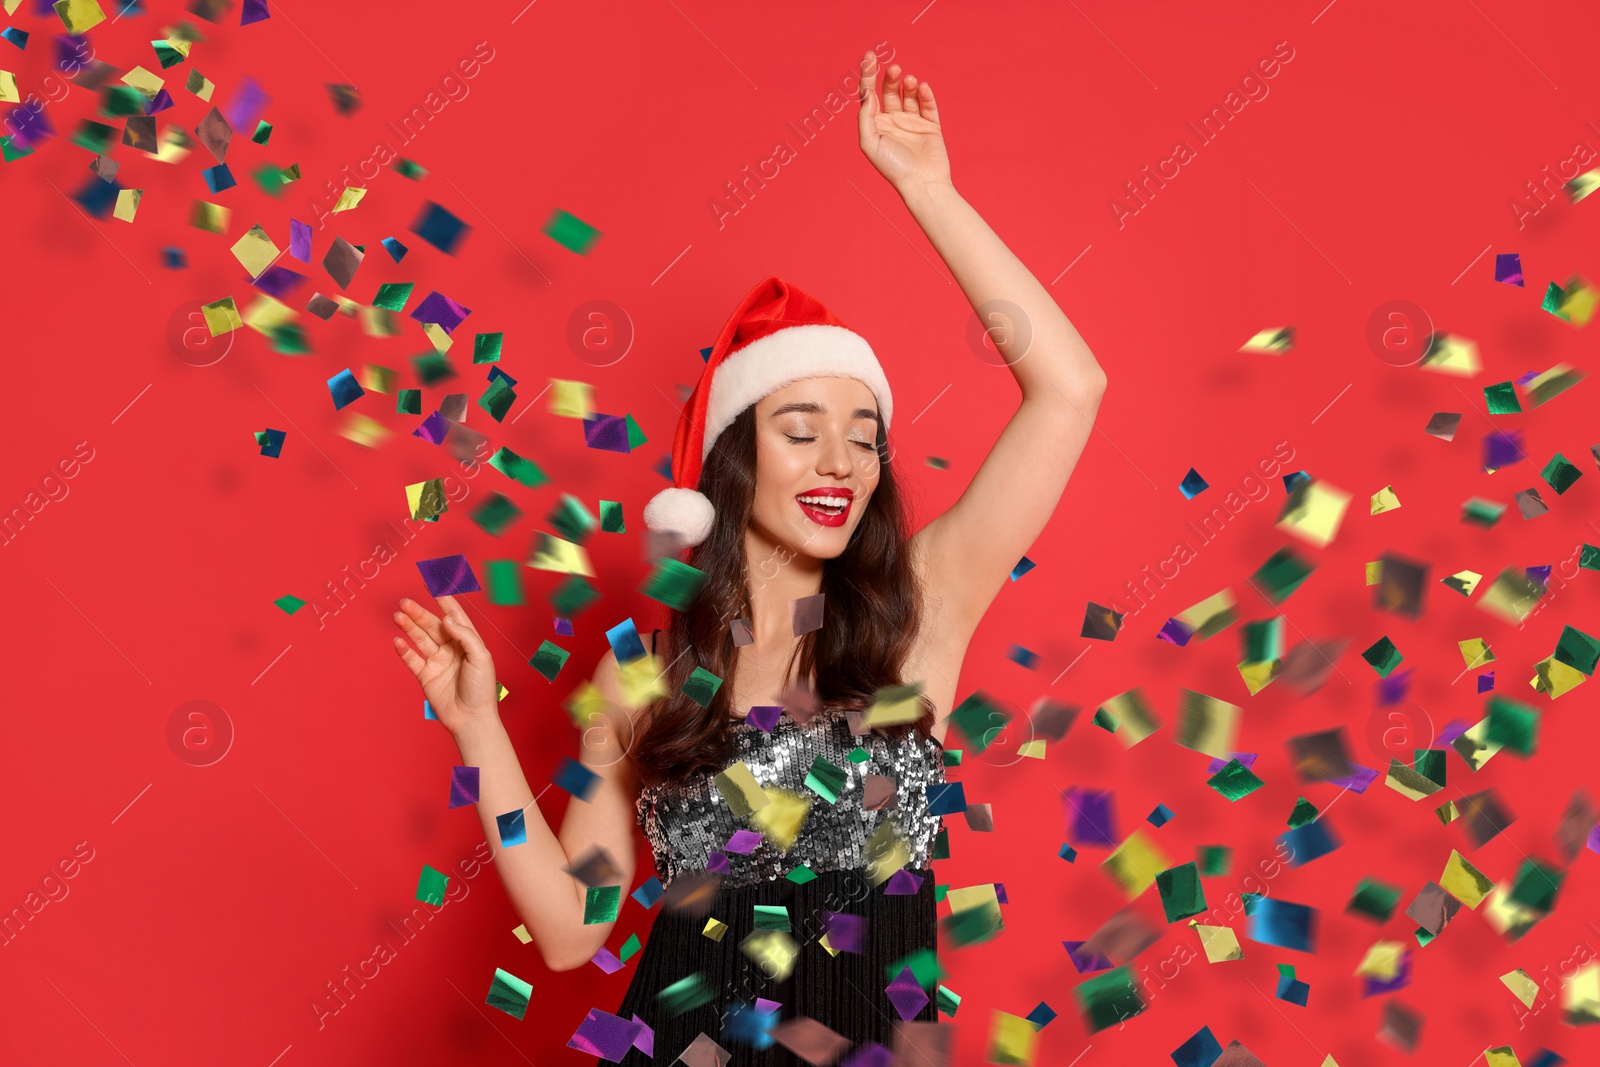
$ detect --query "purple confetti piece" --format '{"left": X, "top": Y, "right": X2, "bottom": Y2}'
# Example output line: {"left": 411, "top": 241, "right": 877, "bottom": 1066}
{"left": 724, "top": 829, "right": 763, "bottom": 854}
{"left": 706, "top": 852, "right": 730, "bottom": 874}
{"left": 567, "top": 1008, "right": 644, "bottom": 1060}
{"left": 583, "top": 413, "right": 632, "bottom": 453}
{"left": 1156, "top": 617, "right": 1193, "bottom": 646}
{"left": 448, "top": 765, "right": 479, "bottom": 808}
{"left": 1436, "top": 719, "right": 1471, "bottom": 746}
{"left": 1587, "top": 823, "right": 1600, "bottom": 855}
{"left": 822, "top": 911, "right": 865, "bottom": 954}
{"left": 416, "top": 554, "right": 481, "bottom": 597}
{"left": 995, "top": 882, "right": 1008, "bottom": 904}
{"left": 1377, "top": 667, "right": 1411, "bottom": 706}
{"left": 252, "top": 264, "right": 307, "bottom": 300}
{"left": 1484, "top": 430, "right": 1525, "bottom": 469}
{"left": 842, "top": 1043, "right": 893, "bottom": 1067}
{"left": 145, "top": 88, "right": 174, "bottom": 115}
{"left": 410, "top": 290, "right": 473, "bottom": 333}
{"left": 884, "top": 869, "right": 922, "bottom": 895}
{"left": 1207, "top": 752, "right": 1260, "bottom": 774}
{"left": 885, "top": 966, "right": 928, "bottom": 1020}
{"left": 289, "top": 218, "right": 311, "bottom": 263}
{"left": 1478, "top": 672, "right": 1495, "bottom": 693}
{"left": 630, "top": 1015, "right": 653, "bottom": 1058}
{"left": 1526, "top": 565, "right": 1552, "bottom": 588}
{"left": 1361, "top": 949, "right": 1413, "bottom": 997}
{"left": 413, "top": 410, "right": 449, "bottom": 444}
{"left": 554, "top": 616, "right": 574, "bottom": 636}
{"left": 222, "top": 74, "right": 270, "bottom": 131}
{"left": 588, "top": 948, "right": 624, "bottom": 975}
{"left": 747, "top": 705, "right": 783, "bottom": 732}
{"left": 240, "top": 0, "right": 270, "bottom": 25}
{"left": 1065, "top": 787, "right": 1117, "bottom": 847}
{"left": 1325, "top": 761, "right": 1380, "bottom": 794}
{"left": 754, "top": 997, "right": 781, "bottom": 1014}
{"left": 1063, "top": 940, "right": 1114, "bottom": 974}
{"left": 1494, "top": 253, "right": 1524, "bottom": 286}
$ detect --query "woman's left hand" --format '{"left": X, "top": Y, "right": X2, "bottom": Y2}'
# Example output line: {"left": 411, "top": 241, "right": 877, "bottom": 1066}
{"left": 857, "top": 51, "right": 953, "bottom": 195}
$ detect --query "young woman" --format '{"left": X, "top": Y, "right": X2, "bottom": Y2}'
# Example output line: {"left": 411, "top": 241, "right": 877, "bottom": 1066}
{"left": 392, "top": 51, "right": 1106, "bottom": 1063}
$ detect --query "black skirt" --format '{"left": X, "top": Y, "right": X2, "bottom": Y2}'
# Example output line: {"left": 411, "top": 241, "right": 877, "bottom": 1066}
{"left": 613, "top": 866, "right": 939, "bottom": 1064}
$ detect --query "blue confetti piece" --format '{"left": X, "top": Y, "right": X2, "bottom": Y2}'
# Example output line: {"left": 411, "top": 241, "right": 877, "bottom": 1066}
{"left": 1009, "top": 556, "right": 1036, "bottom": 582}
{"left": 699, "top": 345, "right": 713, "bottom": 362}
{"left": 1147, "top": 803, "right": 1175, "bottom": 828}
{"left": 202, "top": 162, "right": 236, "bottom": 194}
{"left": 1282, "top": 470, "right": 1311, "bottom": 492}
{"left": 327, "top": 368, "right": 364, "bottom": 409}
{"left": 1025, "top": 1001, "right": 1056, "bottom": 1028}
{"left": 1248, "top": 897, "right": 1317, "bottom": 952}
{"left": 553, "top": 756, "right": 600, "bottom": 801}
{"left": 1058, "top": 843, "right": 1077, "bottom": 863}
{"left": 381, "top": 236, "right": 408, "bottom": 262}
{"left": 1006, "top": 644, "right": 1038, "bottom": 670}
{"left": 652, "top": 453, "right": 674, "bottom": 481}
{"left": 606, "top": 618, "right": 646, "bottom": 664}
{"left": 1275, "top": 974, "right": 1310, "bottom": 1006}
{"left": 1179, "top": 467, "right": 1209, "bottom": 499}
{"left": 487, "top": 366, "right": 518, "bottom": 388}
{"left": 410, "top": 200, "right": 471, "bottom": 255}
{"left": 496, "top": 809, "right": 527, "bottom": 847}
{"left": 3, "top": 27, "right": 31, "bottom": 49}
{"left": 1170, "top": 1025, "right": 1223, "bottom": 1067}
{"left": 255, "top": 427, "right": 285, "bottom": 458}
{"left": 631, "top": 876, "right": 664, "bottom": 909}
{"left": 424, "top": 700, "right": 437, "bottom": 720}
{"left": 161, "top": 246, "right": 188, "bottom": 269}
{"left": 1278, "top": 819, "right": 1342, "bottom": 867}
{"left": 925, "top": 781, "right": 966, "bottom": 815}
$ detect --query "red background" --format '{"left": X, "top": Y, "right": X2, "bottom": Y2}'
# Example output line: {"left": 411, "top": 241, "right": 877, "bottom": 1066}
{"left": 3, "top": 0, "right": 1598, "bottom": 1064}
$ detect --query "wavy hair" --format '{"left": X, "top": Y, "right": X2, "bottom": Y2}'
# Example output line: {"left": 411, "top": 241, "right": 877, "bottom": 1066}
{"left": 629, "top": 402, "right": 935, "bottom": 788}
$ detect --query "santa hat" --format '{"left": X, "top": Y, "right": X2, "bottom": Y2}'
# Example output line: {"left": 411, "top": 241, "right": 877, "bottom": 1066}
{"left": 643, "top": 276, "right": 893, "bottom": 548}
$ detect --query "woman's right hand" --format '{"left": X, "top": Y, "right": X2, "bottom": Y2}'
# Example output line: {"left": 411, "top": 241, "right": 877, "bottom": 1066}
{"left": 392, "top": 594, "right": 499, "bottom": 736}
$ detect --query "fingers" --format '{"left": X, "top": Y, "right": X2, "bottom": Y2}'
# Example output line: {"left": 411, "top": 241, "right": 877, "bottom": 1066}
{"left": 443, "top": 615, "right": 492, "bottom": 669}
{"left": 399, "top": 597, "right": 446, "bottom": 648}
{"left": 393, "top": 635, "right": 427, "bottom": 675}
{"left": 918, "top": 80, "right": 938, "bottom": 123}
{"left": 394, "top": 604, "right": 440, "bottom": 658}
{"left": 882, "top": 62, "right": 903, "bottom": 113}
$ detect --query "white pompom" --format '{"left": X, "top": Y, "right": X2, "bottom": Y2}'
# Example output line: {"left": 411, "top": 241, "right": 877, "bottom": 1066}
{"left": 642, "top": 487, "right": 715, "bottom": 547}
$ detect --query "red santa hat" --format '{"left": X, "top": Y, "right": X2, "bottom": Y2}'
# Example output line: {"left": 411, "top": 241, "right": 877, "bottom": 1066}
{"left": 643, "top": 276, "right": 894, "bottom": 548}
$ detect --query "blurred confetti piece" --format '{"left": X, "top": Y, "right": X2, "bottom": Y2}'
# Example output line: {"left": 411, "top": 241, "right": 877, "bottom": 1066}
{"left": 1419, "top": 332, "right": 1480, "bottom": 375}
{"left": 1239, "top": 327, "right": 1293, "bottom": 354}
{"left": 1276, "top": 478, "right": 1351, "bottom": 548}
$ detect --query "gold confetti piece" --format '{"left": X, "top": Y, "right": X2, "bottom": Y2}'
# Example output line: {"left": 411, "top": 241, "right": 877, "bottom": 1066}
{"left": 113, "top": 188, "right": 142, "bottom": 223}
{"left": 361, "top": 364, "right": 398, "bottom": 393}
{"left": 201, "top": 296, "right": 242, "bottom": 336}
{"left": 1190, "top": 922, "right": 1244, "bottom": 963}
{"left": 528, "top": 532, "right": 594, "bottom": 577}
{"left": 1500, "top": 969, "right": 1539, "bottom": 1009}
{"left": 1443, "top": 570, "right": 1483, "bottom": 596}
{"left": 54, "top": 0, "right": 106, "bottom": 34}
{"left": 549, "top": 378, "right": 595, "bottom": 419}
{"left": 406, "top": 479, "right": 447, "bottom": 522}
{"left": 1523, "top": 362, "right": 1586, "bottom": 408}
{"left": 712, "top": 761, "right": 770, "bottom": 817}
{"left": 1174, "top": 588, "right": 1237, "bottom": 641}
{"left": 1557, "top": 275, "right": 1597, "bottom": 327}
{"left": 1017, "top": 739, "right": 1046, "bottom": 759}
{"left": 332, "top": 186, "right": 367, "bottom": 213}
{"left": 0, "top": 70, "right": 18, "bottom": 104}
{"left": 511, "top": 923, "right": 532, "bottom": 944}
{"left": 986, "top": 1011, "right": 1039, "bottom": 1065}
{"left": 1239, "top": 326, "right": 1294, "bottom": 354}
{"left": 1440, "top": 850, "right": 1495, "bottom": 908}
{"left": 190, "top": 198, "right": 229, "bottom": 234}
{"left": 1419, "top": 332, "right": 1481, "bottom": 376}
{"left": 1237, "top": 658, "right": 1282, "bottom": 696}
{"left": 421, "top": 320, "right": 455, "bottom": 352}
{"left": 1173, "top": 689, "right": 1239, "bottom": 759}
{"left": 1567, "top": 168, "right": 1600, "bottom": 202}
{"left": 360, "top": 307, "right": 403, "bottom": 338}
{"left": 1478, "top": 568, "right": 1544, "bottom": 625}
{"left": 1531, "top": 656, "right": 1586, "bottom": 698}
{"left": 338, "top": 414, "right": 389, "bottom": 448}
{"left": 1459, "top": 638, "right": 1495, "bottom": 669}
{"left": 186, "top": 68, "right": 216, "bottom": 101}
{"left": 1100, "top": 830, "right": 1170, "bottom": 900}
{"left": 1354, "top": 940, "right": 1405, "bottom": 980}
{"left": 947, "top": 883, "right": 1001, "bottom": 916}
{"left": 1450, "top": 718, "right": 1502, "bottom": 772}
{"left": 1319, "top": 1058, "right": 1342, "bottom": 1067}
{"left": 1365, "top": 561, "right": 1383, "bottom": 585}
{"left": 1370, "top": 485, "right": 1401, "bottom": 515}
{"left": 497, "top": 683, "right": 509, "bottom": 702}
{"left": 242, "top": 294, "right": 295, "bottom": 336}
{"left": 702, "top": 917, "right": 728, "bottom": 942}
{"left": 749, "top": 787, "right": 810, "bottom": 852}
{"left": 1099, "top": 688, "right": 1162, "bottom": 747}
{"left": 1485, "top": 1048, "right": 1521, "bottom": 1067}
{"left": 1483, "top": 882, "right": 1543, "bottom": 942}
{"left": 562, "top": 680, "right": 608, "bottom": 728}
{"left": 119, "top": 64, "right": 164, "bottom": 100}
{"left": 617, "top": 654, "right": 667, "bottom": 710}
{"left": 1276, "top": 478, "right": 1351, "bottom": 548}
{"left": 156, "top": 125, "right": 193, "bottom": 164}
{"left": 863, "top": 681, "right": 926, "bottom": 726}
{"left": 864, "top": 820, "right": 909, "bottom": 885}
{"left": 231, "top": 223, "right": 281, "bottom": 279}
{"left": 1385, "top": 759, "right": 1444, "bottom": 801}
{"left": 1562, "top": 962, "right": 1600, "bottom": 1025}
{"left": 1435, "top": 799, "right": 1459, "bottom": 825}
{"left": 740, "top": 930, "right": 798, "bottom": 981}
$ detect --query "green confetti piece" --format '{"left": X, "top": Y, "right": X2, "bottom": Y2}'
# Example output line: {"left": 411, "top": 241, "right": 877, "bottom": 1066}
{"left": 932, "top": 827, "right": 950, "bottom": 861}
{"left": 1483, "top": 381, "right": 1521, "bottom": 414}
{"left": 415, "top": 864, "right": 448, "bottom": 905}
{"left": 753, "top": 905, "right": 790, "bottom": 932}
{"left": 1414, "top": 749, "right": 1446, "bottom": 789}
{"left": 1242, "top": 617, "right": 1284, "bottom": 663}
{"left": 1, "top": 135, "right": 34, "bottom": 162}
{"left": 656, "top": 973, "right": 716, "bottom": 1016}
{"left": 529, "top": 639, "right": 571, "bottom": 682}
{"left": 1361, "top": 635, "right": 1404, "bottom": 677}
{"left": 485, "top": 560, "right": 525, "bottom": 606}
{"left": 1485, "top": 696, "right": 1539, "bottom": 756}
{"left": 266, "top": 323, "right": 310, "bottom": 355}
{"left": 1197, "top": 845, "right": 1232, "bottom": 876}
{"left": 1276, "top": 963, "right": 1296, "bottom": 979}
{"left": 846, "top": 747, "right": 871, "bottom": 765}
{"left": 489, "top": 446, "right": 550, "bottom": 488}
{"left": 618, "top": 932, "right": 641, "bottom": 961}
{"left": 251, "top": 163, "right": 287, "bottom": 197}
{"left": 949, "top": 690, "right": 1011, "bottom": 755}
{"left": 1347, "top": 878, "right": 1400, "bottom": 922}
{"left": 101, "top": 85, "right": 147, "bottom": 116}
{"left": 548, "top": 494, "right": 597, "bottom": 544}
{"left": 479, "top": 378, "right": 516, "bottom": 422}
{"left": 1155, "top": 862, "right": 1207, "bottom": 922}
{"left": 936, "top": 984, "right": 961, "bottom": 1016}
{"left": 583, "top": 884, "right": 621, "bottom": 924}
{"left": 942, "top": 749, "right": 963, "bottom": 767}
{"left": 1581, "top": 544, "right": 1600, "bottom": 571}
{"left": 785, "top": 865, "right": 818, "bottom": 885}
{"left": 640, "top": 557, "right": 707, "bottom": 612}
{"left": 1554, "top": 624, "right": 1600, "bottom": 675}
{"left": 1542, "top": 281, "right": 1567, "bottom": 319}
{"left": 543, "top": 207, "right": 602, "bottom": 254}
{"left": 152, "top": 40, "right": 186, "bottom": 69}
{"left": 1287, "top": 797, "right": 1319, "bottom": 829}
{"left": 1075, "top": 966, "right": 1146, "bottom": 1033}
{"left": 397, "top": 389, "right": 422, "bottom": 415}
{"left": 804, "top": 756, "right": 847, "bottom": 804}
{"left": 1541, "top": 453, "right": 1582, "bottom": 495}
{"left": 624, "top": 413, "right": 648, "bottom": 449}
{"left": 599, "top": 500, "right": 625, "bottom": 534}
{"left": 472, "top": 331, "right": 503, "bottom": 363}
{"left": 926, "top": 456, "right": 950, "bottom": 470}
{"left": 394, "top": 157, "right": 428, "bottom": 180}
{"left": 485, "top": 967, "right": 533, "bottom": 1019}
{"left": 934, "top": 883, "right": 948, "bottom": 902}
{"left": 883, "top": 947, "right": 943, "bottom": 989}
{"left": 1462, "top": 497, "right": 1508, "bottom": 527}
{"left": 1508, "top": 857, "right": 1563, "bottom": 912}
{"left": 373, "top": 282, "right": 413, "bottom": 311}
{"left": 549, "top": 574, "right": 601, "bottom": 617}
{"left": 1206, "top": 759, "right": 1264, "bottom": 801}
{"left": 1252, "top": 546, "right": 1316, "bottom": 604}
{"left": 1091, "top": 707, "right": 1118, "bottom": 733}
{"left": 682, "top": 666, "right": 722, "bottom": 708}
{"left": 1414, "top": 926, "right": 1435, "bottom": 947}
{"left": 940, "top": 902, "right": 1002, "bottom": 947}
{"left": 71, "top": 119, "right": 117, "bottom": 154}
{"left": 469, "top": 492, "right": 522, "bottom": 537}
{"left": 274, "top": 595, "right": 306, "bottom": 614}
{"left": 412, "top": 351, "right": 456, "bottom": 387}
{"left": 252, "top": 120, "right": 272, "bottom": 145}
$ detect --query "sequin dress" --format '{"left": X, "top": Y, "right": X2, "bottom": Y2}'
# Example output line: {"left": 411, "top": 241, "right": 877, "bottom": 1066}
{"left": 613, "top": 631, "right": 946, "bottom": 1064}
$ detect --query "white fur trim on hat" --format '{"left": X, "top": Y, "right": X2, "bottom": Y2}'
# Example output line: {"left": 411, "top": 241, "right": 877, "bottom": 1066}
{"left": 643, "top": 486, "right": 716, "bottom": 547}
{"left": 703, "top": 324, "right": 892, "bottom": 462}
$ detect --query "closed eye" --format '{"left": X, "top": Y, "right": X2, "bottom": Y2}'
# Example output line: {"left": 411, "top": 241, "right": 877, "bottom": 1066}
{"left": 785, "top": 433, "right": 875, "bottom": 453}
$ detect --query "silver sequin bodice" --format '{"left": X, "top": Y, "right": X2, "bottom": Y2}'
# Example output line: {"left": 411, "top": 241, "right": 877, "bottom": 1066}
{"left": 635, "top": 709, "right": 947, "bottom": 888}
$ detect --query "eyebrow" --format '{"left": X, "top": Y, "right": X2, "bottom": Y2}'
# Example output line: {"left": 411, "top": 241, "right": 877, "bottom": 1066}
{"left": 769, "top": 401, "right": 880, "bottom": 423}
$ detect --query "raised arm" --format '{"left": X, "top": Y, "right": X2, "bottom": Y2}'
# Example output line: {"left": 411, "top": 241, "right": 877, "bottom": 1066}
{"left": 393, "top": 596, "right": 639, "bottom": 972}
{"left": 856, "top": 51, "right": 1108, "bottom": 634}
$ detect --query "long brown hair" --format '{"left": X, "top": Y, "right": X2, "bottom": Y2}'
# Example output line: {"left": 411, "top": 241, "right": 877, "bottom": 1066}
{"left": 630, "top": 401, "right": 935, "bottom": 788}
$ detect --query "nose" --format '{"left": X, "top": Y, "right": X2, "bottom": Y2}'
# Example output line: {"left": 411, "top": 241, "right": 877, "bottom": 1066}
{"left": 817, "top": 435, "right": 853, "bottom": 480}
